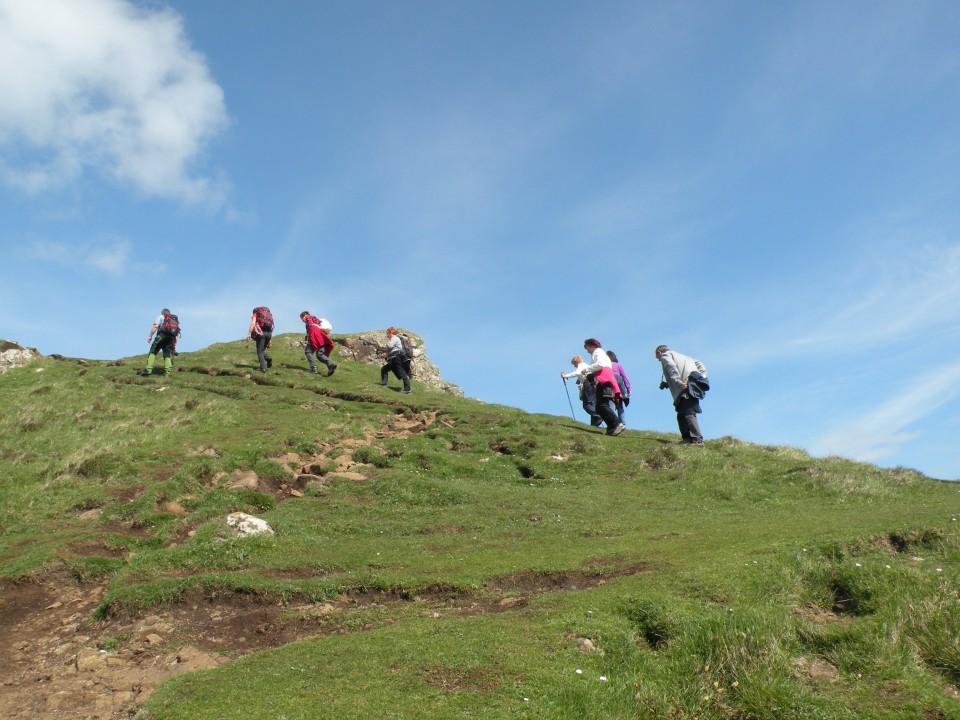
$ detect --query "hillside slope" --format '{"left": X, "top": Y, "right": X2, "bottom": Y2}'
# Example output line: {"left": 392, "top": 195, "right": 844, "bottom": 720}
{"left": 1, "top": 336, "right": 959, "bottom": 720}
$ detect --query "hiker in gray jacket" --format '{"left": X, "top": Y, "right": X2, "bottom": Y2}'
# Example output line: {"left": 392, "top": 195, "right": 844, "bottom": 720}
{"left": 656, "top": 345, "right": 707, "bottom": 445}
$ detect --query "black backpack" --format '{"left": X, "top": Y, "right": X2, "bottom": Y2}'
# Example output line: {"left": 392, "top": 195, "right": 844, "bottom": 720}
{"left": 254, "top": 306, "right": 274, "bottom": 332}
{"left": 160, "top": 313, "right": 180, "bottom": 336}
{"left": 400, "top": 335, "right": 413, "bottom": 360}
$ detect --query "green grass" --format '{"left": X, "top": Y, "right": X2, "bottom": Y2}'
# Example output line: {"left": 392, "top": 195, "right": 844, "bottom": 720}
{"left": 2, "top": 334, "right": 959, "bottom": 719}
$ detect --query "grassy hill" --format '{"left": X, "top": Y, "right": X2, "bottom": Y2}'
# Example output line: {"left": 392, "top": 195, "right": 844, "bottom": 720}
{"left": 1, "top": 334, "right": 959, "bottom": 719}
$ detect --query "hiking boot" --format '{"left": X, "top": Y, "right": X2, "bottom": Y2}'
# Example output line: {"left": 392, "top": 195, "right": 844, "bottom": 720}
{"left": 402, "top": 389, "right": 411, "bottom": 394}
{"left": 327, "top": 364, "right": 337, "bottom": 377}
{"left": 266, "top": 357, "right": 272, "bottom": 368}
{"left": 309, "top": 368, "right": 318, "bottom": 374}
{"left": 163, "top": 372, "right": 171, "bottom": 378}
{"left": 138, "top": 369, "right": 150, "bottom": 377}
{"left": 380, "top": 381, "right": 388, "bottom": 386}
{"left": 610, "top": 423, "right": 626, "bottom": 436}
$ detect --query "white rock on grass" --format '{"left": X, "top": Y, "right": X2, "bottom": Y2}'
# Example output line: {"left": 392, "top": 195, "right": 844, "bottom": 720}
{"left": 226, "top": 512, "right": 274, "bottom": 537}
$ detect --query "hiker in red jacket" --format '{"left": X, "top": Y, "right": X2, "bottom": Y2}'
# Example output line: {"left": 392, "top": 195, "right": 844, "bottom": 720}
{"left": 300, "top": 311, "right": 337, "bottom": 376}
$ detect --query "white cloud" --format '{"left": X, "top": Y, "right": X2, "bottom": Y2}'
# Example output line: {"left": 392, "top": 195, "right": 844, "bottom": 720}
{"left": 28, "top": 235, "right": 151, "bottom": 276}
{"left": 0, "top": 0, "right": 228, "bottom": 205}
{"left": 812, "top": 362, "right": 960, "bottom": 463}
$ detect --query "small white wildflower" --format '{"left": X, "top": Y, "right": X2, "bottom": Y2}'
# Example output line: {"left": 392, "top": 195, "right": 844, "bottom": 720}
{"left": 523, "top": 698, "right": 529, "bottom": 702}
{"left": 599, "top": 676, "right": 607, "bottom": 682}
{"left": 885, "top": 565, "right": 891, "bottom": 569}
{"left": 575, "top": 669, "right": 583, "bottom": 675}
{"left": 937, "top": 568, "right": 943, "bottom": 572}
{"left": 855, "top": 563, "right": 861, "bottom": 567}
{"left": 802, "top": 548, "right": 807, "bottom": 552}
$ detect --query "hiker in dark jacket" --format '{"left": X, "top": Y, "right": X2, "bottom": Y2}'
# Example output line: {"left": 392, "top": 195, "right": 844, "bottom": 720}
{"left": 140, "top": 308, "right": 179, "bottom": 377}
{"left": 380, "top": 326, "right": 411, "bottom": 394}
{"left": 300, "top": 311, "right": 337, "bottom": 375}
{"left": 247, "top": 307, "right": 273, "bottom": 372}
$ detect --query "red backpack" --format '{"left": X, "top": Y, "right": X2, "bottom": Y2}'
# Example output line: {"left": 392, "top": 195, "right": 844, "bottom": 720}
{"left": 253, "top": 306, "right": 274, "bottom": 332}
{"left": 160, "top": 313, "right": 180, "bottom": 336}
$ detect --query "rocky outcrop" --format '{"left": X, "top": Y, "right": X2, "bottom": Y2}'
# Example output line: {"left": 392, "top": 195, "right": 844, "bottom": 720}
{"left": 0, "top": 340, "right": 40, "bottom": 374}
{"left": 336, "top": 330, "right": 463, "bottom": 396}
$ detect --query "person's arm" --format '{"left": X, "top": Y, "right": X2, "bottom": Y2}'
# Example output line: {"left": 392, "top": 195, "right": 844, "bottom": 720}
{"left": 247, "top": 314, "right": 258, "bottom": 339}
{"left": 660, "top": 354, "right": 682, "bottom": 384}
{"left": 147, "top": 320, "right": 159, "bottom": 343}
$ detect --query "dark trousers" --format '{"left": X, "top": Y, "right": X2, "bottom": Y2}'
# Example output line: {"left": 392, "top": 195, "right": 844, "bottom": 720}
{"left": 381, "top": 355, "right": 410, "bottom": 391}
{"left": 595, "top": 382, "right": 621, "bottom": 432}
{"left": 305, "top": 344, "right": 334, "bottom": 372}
{"left": 674, "top": 394, "right": 703, "bottom": 443}
{"left": 580, "top": 380, "right": 603, "bottom": 426}
{"left": 677, "top": 413, "right": 703, "bottom": 443}
{"left": 255, "top": 332, "right": 272, "bottom": 371}
{"left": 146, "top": 333, "right": 176, "bottom": 372}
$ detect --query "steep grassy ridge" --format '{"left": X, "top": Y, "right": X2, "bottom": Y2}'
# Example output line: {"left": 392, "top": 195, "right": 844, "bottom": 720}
{"left": 1, "top": 335, "right": 958, "bottom": 719}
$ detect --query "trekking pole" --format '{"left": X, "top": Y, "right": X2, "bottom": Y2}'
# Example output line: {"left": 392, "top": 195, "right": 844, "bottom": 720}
{"left": 562, "top": 377, "right": 577, "bottom": 421}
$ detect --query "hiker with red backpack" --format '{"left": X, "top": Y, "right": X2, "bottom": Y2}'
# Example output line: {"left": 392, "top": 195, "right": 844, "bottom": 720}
{"left": 380, "top": 326, "right": 411, "bottom": 394}
{"left": 140, "top": 308, "right": 180, "bottom": 377}
{"left": 247, "top": 306, "right": 274, "bottom": 372}
{"left": 299, "top": 311, "right": 337, "bottom": 376}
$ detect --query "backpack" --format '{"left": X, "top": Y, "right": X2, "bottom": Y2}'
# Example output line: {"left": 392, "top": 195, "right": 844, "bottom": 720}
{"left": 317, "top": 318, "right": 332, "bottom": 332}
{"left": 160, "top": 313, "right": 180, "bottom": 336}
{"left": 399, "top": 335, "right": 413, "bottom": 360}
{"left": 254, "top": 306, "right": 274, "bottom": 332}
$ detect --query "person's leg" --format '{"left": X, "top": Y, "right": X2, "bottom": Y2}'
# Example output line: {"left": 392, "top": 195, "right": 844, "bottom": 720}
{"left": 316, "top": 349, "right": 335, "bottom": 374}
{"left": 595, "top": 384, "right": 622, "bottom": 433}
{"left": 682, "top": 414, "right": 703, "bottom": 444}
{"left": 144, "top": 335, "right": 164, "bottom": 373}
{"left": 581, "top": 381, "right": 603, "bottom": 426}
{"left": 304, "top": 346, "right": 318, "bottom": 373}
{"left": 675, "top": 411, "right": 691, "bottom": 441}
{"left": 393, "top": 357, "right": 411, "bottom": 393}
{"left": 255, "top": 334, "right": 268, "bottom": 371}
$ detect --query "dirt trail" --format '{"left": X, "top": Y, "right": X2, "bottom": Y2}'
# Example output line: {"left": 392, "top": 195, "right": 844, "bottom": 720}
{"left": 0, "top": 410, "right": 447, "bottom": 719}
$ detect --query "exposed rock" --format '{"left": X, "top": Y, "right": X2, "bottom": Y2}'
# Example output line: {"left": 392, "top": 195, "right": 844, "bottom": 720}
{"left": 226, "top": 512, "right": 274, "bottom": 537}
{"left": 0, "top": 340, "right": 40, "bottom": 374}
{"left": 577, "top": 637, "right": 598, "bottom": 654}
{"left": 336, "top": 330, "right": 463, "bottom": 396}
{"left": 225, "top": 470, "right": 259, "bottom": 490}
{"left": 793, "top": 656, "right": 839, "bottom": 681}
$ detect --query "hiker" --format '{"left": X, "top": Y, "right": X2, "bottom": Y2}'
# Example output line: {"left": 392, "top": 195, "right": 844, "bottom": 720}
{"left": 140, "top": 308, "right": 180, "bottom": 377}
{"left": 300, "top": 311, "right": 337, "bottom": 376}
{"left": 247, "top": 306, "right": 274, "bottom": 372}
{"left": 380, "top": 326, "right": 411, "bottom": 394}
{"left": 607, "top": 351, "right": 631, "bottom": 425}
{"left": 581, "top": 338, "right": 625, "bottom": 436}
{"left": 561, "top": 355, "right": 602, "bottom": 426}
{"left": 655, "top": 344, "right": 709, "bottom": 445}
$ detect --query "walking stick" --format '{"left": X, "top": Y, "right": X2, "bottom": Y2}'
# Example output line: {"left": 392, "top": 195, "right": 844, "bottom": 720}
{"left": 562, "top": 377, "right": 577, "bottom": 421}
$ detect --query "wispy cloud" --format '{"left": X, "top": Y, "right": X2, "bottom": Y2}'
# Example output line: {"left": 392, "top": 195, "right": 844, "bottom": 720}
{"left": 28, "top": 235, "right": 152, "bottom": 276}
{"left": 0, "top": 0, "right": 229, "bottom": 206}
{"left": 812, "top": 362, "right": 960, "bottom": 463}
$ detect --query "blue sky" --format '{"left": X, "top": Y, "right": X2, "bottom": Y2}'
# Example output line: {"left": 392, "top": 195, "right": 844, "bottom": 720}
{"left": 2, "top": 0, "right": 960, "bottom": 480}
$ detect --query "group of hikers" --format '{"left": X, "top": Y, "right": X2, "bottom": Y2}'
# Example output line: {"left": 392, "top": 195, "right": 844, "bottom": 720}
{"left": 561, "top": 338, "right": 709, "bottom": 445}
{"left": 139, "top": 308, "right": 414, "bottom": 394}
{"left": 140, "top": 310, "right": 709, "bottom": 442}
